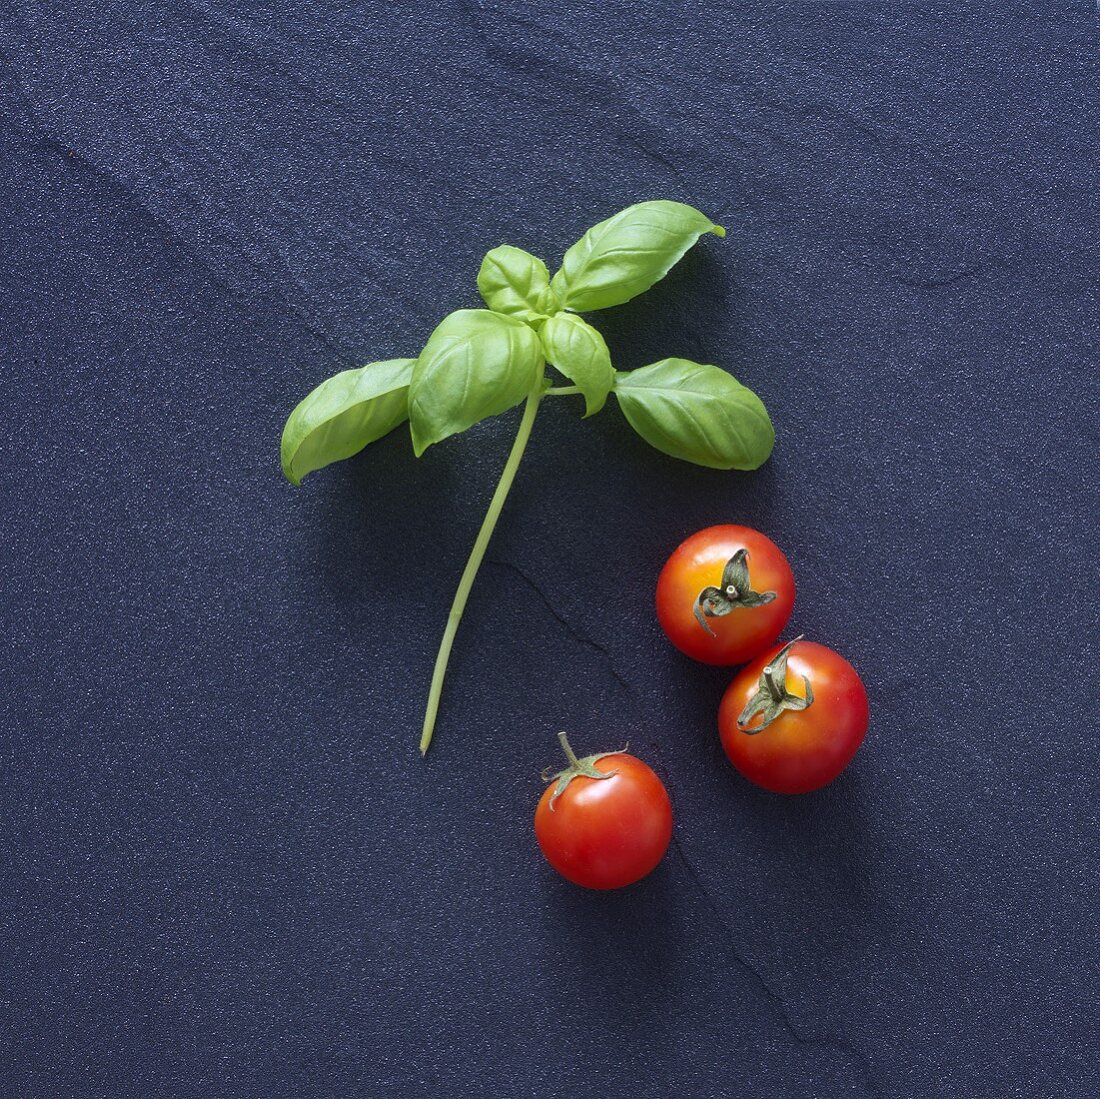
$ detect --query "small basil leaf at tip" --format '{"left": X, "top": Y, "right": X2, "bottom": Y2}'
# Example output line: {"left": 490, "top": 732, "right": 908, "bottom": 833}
{"left": 408, "top": 309, "right": 544, "bottom": 457}
{"left": 612, "top": 358, "right": 773, "bottom": 470}
{"left": 539, "top": 312, "right": 614, "bottom": 417}
{"left": 551, "top": 200, "right": 725, "bottom": 313}
{"left": 477, "top": 245, "right": 560, "bottom": 324}
{"left": 280, "top": 357, "right": 415, "bottom": 486}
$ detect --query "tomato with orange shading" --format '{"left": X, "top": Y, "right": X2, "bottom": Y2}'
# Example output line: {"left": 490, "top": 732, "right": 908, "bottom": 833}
{"left": 719, "top": 638, "right": 868, "bottom": 794}
{"left": 656, "top": 525, "right": 795, "bottom": 665}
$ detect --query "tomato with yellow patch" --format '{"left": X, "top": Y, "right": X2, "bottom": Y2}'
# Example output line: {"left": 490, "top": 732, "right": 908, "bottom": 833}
{"left": 656, "top": 525, "right": 795, "bottom": 665}
{"left": 719, "top": 639, "right": 868, "bottom": 794}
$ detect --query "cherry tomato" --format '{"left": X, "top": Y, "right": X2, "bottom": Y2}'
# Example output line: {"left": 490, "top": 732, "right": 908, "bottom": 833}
{"left": 718, "top": 638, "right": 868, "bottom": 794}
{"left": 656, "top": 525, "right": 795, "bottom": 665}
{"left": 535, "top": 733, "right": 672, "bottom": 889}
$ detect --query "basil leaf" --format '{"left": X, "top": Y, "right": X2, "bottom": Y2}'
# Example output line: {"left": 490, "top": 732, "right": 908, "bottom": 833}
{"left": 280, "top": 358, "right": 415, "bottom": 486}
{"left": 613, "top": 358, "right": 773, "bottom": 470}
{"left": 551, "top": 200, "right": 724, "bottom": 312}
{"left": 539, "top": 313, "right": 614, "bottom": 417}
{"left": 409, "top": 309, "right": 543, "bottom": 455}
{"left": 477, "top": 245, "right": 558, "bottom": 322}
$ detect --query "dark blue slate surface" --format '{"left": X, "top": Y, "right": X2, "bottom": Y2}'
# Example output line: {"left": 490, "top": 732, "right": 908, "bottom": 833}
{"left": 1, "top": 4, "right": 1097, "bottom": 1096}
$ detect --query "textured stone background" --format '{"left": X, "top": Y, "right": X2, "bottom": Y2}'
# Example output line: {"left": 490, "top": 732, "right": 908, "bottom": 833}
{"left": 1, "top": 3, "right": 1097, "bottom": 1096}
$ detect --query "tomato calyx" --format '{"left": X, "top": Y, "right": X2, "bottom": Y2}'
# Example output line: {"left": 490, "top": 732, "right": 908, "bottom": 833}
{"left": 737, "top": 637, "right": 815, "bottom": 734}
{"left": 694, "top": 548, "right": 777, "bottom": 636}
{"left": 541, "top": 731, "right": 625, "bottom": 811}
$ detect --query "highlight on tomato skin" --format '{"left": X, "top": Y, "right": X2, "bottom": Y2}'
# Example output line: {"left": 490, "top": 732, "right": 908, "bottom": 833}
{"left": 534, "top": 734, "right": 673, "bottom": 890}
{"left": 718, "top": 639, "right": 869, "bottom": 795}
{"left": 656, "top": 524, "right": 795, "bottom": 666}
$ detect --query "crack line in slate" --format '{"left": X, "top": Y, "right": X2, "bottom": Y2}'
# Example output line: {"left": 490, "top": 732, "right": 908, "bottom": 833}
{"left": 485, "top": 558, "right": 634, "bottom": 696}
{"left": 0, "top": 40, "right": 396, "bottom": 366}
{"left": 639, "top": 741, "right": 881, "bottom": 1096}
{"left": 34, "top": 133, "right": 352, "bottom": 364}
{"left": 616, "top": 131, "right": 697, "bottom": 191}
{"left": 458, "top": 0, "right": 693, "bottom": 190}
{"left": 669, "top": 831, "right": 883, "bottom": 1098}
{"left": 849, "top": 256, "right": 1003, "bottom": 291}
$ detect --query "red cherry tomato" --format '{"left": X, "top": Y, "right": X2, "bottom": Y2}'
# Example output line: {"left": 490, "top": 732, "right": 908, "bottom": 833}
{"left": 718, "top": 638, "right": 868, "bottom": 794}
{"left": 535, "top": 733, "right": 672, "bottom": 889}
{"left": 656, "top": 525, "right": 795, "bottom": 665}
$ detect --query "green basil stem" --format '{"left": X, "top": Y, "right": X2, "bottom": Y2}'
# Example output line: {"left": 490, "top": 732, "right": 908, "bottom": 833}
{"left": 420, "top": 384, "right": 545, "bottom": 755}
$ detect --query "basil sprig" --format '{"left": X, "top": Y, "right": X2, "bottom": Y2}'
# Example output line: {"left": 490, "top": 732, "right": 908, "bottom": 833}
{"left": 279, "top": 200, "right": 774, "bottom": 753}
